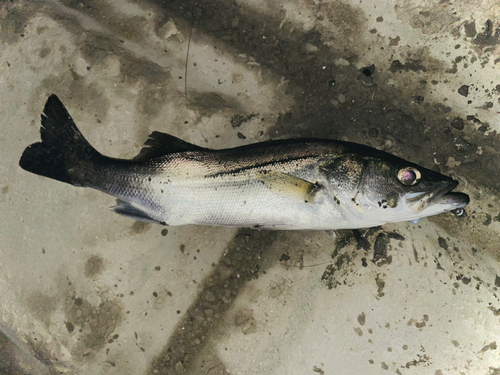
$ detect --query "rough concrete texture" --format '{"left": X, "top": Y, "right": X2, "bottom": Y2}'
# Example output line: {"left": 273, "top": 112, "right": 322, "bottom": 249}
{"left": 1, "top": 0, "right": 500, "bottom": 374}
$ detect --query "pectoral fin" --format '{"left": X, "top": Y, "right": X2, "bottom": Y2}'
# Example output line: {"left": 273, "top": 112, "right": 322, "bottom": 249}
{"left": 256, "top": 170, "right": 319, "bottom": 203}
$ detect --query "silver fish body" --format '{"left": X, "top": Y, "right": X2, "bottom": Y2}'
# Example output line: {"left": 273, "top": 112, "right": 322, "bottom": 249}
{"left": 93, "top": 141, "right": 368, "bottom": 229}
{"left": 19, "top": 95, "right": 469, "bottom": 230}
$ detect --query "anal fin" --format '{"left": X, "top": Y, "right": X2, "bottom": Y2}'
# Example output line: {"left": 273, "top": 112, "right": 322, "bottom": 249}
{"left": 111, "top": 200, "right": 166, "bottom": 225}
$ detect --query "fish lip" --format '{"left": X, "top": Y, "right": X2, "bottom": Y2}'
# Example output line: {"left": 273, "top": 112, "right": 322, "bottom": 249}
{"left": 406, "top": 180, "right": 468, "bottom": 213}
{"left": 428, "top": 180, "right": 459, "bottom": 205}
{"left": 405, "top": 180, "right": 456, "bottom": 204}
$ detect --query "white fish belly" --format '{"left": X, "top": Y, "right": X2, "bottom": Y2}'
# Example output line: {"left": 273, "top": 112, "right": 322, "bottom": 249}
{"left": 150, "top": 176, "right": 336, "bottom": 229}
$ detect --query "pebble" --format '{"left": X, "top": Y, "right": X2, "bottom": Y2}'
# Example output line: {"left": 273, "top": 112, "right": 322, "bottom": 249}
{"left": 175, "top": 361, "right": 184, "bottom": 373}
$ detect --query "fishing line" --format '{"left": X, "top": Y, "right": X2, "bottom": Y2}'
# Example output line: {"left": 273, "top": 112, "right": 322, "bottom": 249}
{"left": 184, "top": 7, "right": 198, "bottom": 105}
{"left": 283, "top": 260, "right": 333, "bottom": 269}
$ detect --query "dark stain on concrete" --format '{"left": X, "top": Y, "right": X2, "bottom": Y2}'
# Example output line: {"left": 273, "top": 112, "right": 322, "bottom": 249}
{"left": 435, "top": 257, "right": 444, "bottom": 271}
{"left": 357, "top": 312, "right": 366, "bottom": 326}
{"left": 387, "top": 232, "right": 405, "bottom": 241}
{"left": 136, "top": 84, "right": 171, "bottom": 119}
{"left": 231, "top": 113, "right": 259, "bottom": 128}
{"left": 23, "top": 292, "right": 57, "bottom": 330}
{"left": 279, "top": 253, "right": 291, "bottom": 262}
{"left": 35, "top": 73, "right": 110, "bottom": 129}
{"left": 187, "top": 90, "right": 242, "bottom": 117}
{"left": 63, "top": 288, "right": 123, "bottom": 358}
{"left": 65, "top": 321, "right": 74, "bottom": 333}
{"left": 147, "top": 229, "right": 280, "bottom": 374}
{"left": 473, "top": 20, "right": 500, "bottom": 47}
{"left": 330, "top": 231, "right": 356, "bottom": 258}
{"left": 84, "top": 255, "right": 105, "bottom": 277}
{"left": 488, "top": 306, "right": 500, "bottom": 316}
{"left": 60, "top": 0, "right": 150, "bottom": 44}
{"left": 479, "top": 341, "right": 497, "bottom": 354}
{"left": 390, "top": 60, "right": 427, "bottom": 73}
{"left": 371, "top": 231, "right": 404, "bottom": 266}
{"left": 321, "top": 250, "right": 354, "bottom": 290}
{"left": 495, "top": 275, "right": 500, "bottom": 287}
{"left": 413, "top": 244, "right": 420, "bottom": 263}
{"left": 375, "top": 274, "right": 385, "bottom": 297}
{"left": 352, "top": 229, "right": 372, "bottom": 251}
{"left": 372, "top": 233, "right": 389, "bottom": 264}
{"left": 464, "top": 21, "right": 477, "bottom": 38}
{"left": 458, "top": 85, "right": 469, "bottom": 97}
{"left": 0, "top": 4, "right": 32, "bottom": 45}
{"left": 483, "top": 214, "right": 492, "bottom": 226}
{"left": 118, "top": 54, "right": 172, "bottom": 86}
{"left": 438, "top": 237, "right": 448, "bottom": 250}
{"left": 131, "top": 221, "right": 152, "bottom": 234}
{"left": 39, "top": 46, "right": 51, "bottom": 59}
{"left": 450, "top": 118, "right": 464, "bottom": 130}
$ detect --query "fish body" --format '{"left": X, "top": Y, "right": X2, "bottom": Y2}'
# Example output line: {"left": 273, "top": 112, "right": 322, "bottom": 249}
{"left": 19, "top": 95, "right": 469, "bottom": 230}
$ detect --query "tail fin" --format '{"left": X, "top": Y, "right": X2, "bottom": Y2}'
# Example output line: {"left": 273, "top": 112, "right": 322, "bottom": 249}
{"left": 19, "top": 94, "right": 101, "bottom": 186}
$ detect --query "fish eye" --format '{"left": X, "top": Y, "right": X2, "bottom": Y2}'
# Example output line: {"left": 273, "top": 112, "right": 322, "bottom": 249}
{"left": 397, "top": 167, "right": 421, "bottom": 186}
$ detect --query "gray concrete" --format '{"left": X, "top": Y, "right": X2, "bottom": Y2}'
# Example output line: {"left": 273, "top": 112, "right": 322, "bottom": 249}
{"left": 1, "top": 0, "right": 500, "bottom": 374}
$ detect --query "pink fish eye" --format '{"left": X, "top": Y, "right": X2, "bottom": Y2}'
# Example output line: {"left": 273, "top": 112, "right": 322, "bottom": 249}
{"left": 397, "top": 167, "right": 421, "bottom": 186}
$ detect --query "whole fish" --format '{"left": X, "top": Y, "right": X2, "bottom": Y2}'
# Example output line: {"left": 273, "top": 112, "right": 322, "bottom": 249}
{"left": 19, "top": 95, "right": 469, "bottom": 230}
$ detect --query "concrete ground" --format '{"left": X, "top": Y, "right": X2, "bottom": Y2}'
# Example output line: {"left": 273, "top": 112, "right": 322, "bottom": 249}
{"left": 1, "top": 0, "right": 500, "bottom": 374}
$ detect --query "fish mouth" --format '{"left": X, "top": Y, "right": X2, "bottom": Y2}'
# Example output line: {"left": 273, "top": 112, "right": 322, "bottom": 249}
{"left": 405, "top": 180, "right": 470, "bottom": 215}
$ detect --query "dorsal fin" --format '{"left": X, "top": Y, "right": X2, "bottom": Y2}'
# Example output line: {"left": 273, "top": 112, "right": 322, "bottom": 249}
{"left": 133, "top": 131, "right": 205, "bottom": 161}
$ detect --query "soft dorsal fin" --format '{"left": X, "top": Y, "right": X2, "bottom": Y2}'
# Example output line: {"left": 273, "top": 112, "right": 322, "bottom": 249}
{"left": 133, "top": 131, "right": 205, "bottom": 161}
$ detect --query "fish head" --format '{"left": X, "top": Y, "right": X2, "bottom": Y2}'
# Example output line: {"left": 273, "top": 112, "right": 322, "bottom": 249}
{"left": 320, "top": 150, "right": 469, "bottom": 226}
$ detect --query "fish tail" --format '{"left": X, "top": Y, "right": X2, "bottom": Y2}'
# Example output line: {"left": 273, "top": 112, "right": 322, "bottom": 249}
{"left": 19, "top": 94, "right": 101, "bottom": 186}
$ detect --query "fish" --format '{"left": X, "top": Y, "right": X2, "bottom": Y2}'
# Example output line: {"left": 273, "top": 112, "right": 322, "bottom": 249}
{"left": 19, "top": 94, "right": 469, "bottom": 231}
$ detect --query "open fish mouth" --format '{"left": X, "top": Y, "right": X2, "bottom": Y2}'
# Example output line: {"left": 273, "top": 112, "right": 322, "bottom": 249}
{"left": 405, "top": 180, "right": 469, "bottom": 216}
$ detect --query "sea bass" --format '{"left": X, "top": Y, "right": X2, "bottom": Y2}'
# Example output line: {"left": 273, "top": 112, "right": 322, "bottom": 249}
{"left": 19, "top": 95, "right": 469, "bottom": 230}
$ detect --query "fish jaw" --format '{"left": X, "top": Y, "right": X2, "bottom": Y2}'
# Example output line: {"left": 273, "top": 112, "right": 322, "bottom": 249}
{"left": 403, "top": 179, "right": 469, "bottom": 219}
{"left": 413, "top": 192, "right": 470, "bottom": 218}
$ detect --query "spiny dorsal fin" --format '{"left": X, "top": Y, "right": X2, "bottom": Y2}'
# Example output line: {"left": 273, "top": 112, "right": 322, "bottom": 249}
{"left": 133, "top": 131, "right": 205, "bottom": 161}
{"left": 256, "top": 170, "right": 320, "bottom": 203}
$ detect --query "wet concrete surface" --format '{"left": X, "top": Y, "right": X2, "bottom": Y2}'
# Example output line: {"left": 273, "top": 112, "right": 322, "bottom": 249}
{"left": 1, "top": 0, "right": 500, "bottom": 374}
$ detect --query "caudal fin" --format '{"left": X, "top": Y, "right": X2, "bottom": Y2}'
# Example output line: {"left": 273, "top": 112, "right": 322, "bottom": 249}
{"left": 19, "top": 94, "right": 101, "bottom": 185}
